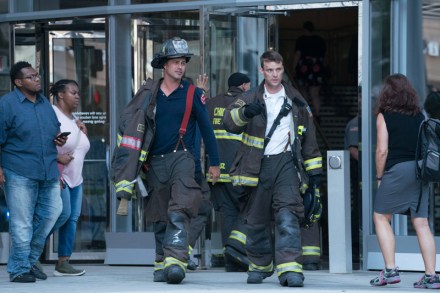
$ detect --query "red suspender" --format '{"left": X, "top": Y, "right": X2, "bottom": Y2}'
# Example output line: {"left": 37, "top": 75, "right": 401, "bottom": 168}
{"left": 174, "top": 84, "right": 195, "bottom": 151}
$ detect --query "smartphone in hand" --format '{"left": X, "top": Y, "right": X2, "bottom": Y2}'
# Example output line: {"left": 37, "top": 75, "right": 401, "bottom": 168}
{"left": 56, "top": 132, "right": 71, "bottom": 140}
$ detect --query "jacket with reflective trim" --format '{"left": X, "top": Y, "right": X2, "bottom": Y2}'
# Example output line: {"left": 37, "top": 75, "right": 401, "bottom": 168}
{"left": 223, "top": 80, "right": 322, "bottom": 187}
{"left": 110, "top": 79, "right": 156, "bottom": 200}
{"left": 205, "top": 86, "right": 244, "bottom": 182}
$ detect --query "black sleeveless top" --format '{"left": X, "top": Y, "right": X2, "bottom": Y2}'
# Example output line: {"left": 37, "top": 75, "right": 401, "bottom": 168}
{"left": 382, "top": 112, "right": 424, "bottom": 171}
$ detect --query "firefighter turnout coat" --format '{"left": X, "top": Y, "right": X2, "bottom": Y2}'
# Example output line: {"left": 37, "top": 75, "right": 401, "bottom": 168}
{"left": 205, "top": 86, "right": 244, "bottom": 183}
{"left": 223, "top": 80, "right": 322, "bottom": 189}
{"left": 110, "top": 79, "right": 156, "bottom": 200}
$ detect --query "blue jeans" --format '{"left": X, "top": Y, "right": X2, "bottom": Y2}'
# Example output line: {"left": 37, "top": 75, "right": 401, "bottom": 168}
{"left": 53, "top": 184, "right": 83, "bottom": 257}
{"left": 3, "top": 168, "right": 62, "bottom": 278}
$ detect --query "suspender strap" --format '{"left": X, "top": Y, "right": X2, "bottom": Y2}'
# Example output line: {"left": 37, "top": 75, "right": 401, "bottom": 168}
{"left": 264, "top": 97, "right": 292, "bottom": 147}
{"left": 174, "top": 84, "right": 196, "bottom": 152}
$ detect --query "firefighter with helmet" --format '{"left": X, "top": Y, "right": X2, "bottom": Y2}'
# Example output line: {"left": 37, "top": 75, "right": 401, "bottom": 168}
{"left": 111, "top": 37, "right": 220, "bottom": 285}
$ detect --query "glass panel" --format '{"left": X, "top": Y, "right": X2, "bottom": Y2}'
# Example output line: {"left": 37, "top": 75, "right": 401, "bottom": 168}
{"left": 0, "top": 0, "right": 8, "bottom": 13}
{"left": 50, "top": 30, "right": 108, "bottom": 253}
{"left": 0, "top": 23, "right": 10, "bottom": 97}
{"left": 370, "top": 0, "right": 391, "bottom": 235}
{"left": 14, "top": 24, "right": 37, "bottom": 68}
{"left": 422, "top": 1, "right": 440, "bottom": 236}
{"left": 132, "top": 0, "right": 198, "bottom": 3}
{"left": 205, "top": 6, "right": 267, "bottom": 97}
{"left": 0, "top": 23, "right": 10, "bottom": 232}
{"left": 33, "top": 0, "right": 107, "bottom": 10}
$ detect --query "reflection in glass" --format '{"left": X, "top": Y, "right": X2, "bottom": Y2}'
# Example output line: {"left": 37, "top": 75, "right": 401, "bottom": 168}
{"left": 370, "top": 0, "right": 391, "bottom": 234}
{"left": 33, "top": 0, "right": 107, "bottom": 11}
{"left": 422, "top": 1, "right": 440, "bottom": 236}
{"left": 0, "top": 0, "right": 8, "bottom": 13}
{"left": 0, "top": 23, "right": 10, "bottom": 96}
{"left": 50, "top": 31, "right": 108, "bottom": 253}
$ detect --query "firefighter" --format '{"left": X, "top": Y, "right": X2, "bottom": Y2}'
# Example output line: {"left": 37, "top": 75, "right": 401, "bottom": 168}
{"left": 205, "top": 72, "right": 251, "bottom": 272}
{"left": 223, "top": 50, "right": 322, "bottom": 287}
{"left": 111, "top": 37, "right": 220, "bottom": 285}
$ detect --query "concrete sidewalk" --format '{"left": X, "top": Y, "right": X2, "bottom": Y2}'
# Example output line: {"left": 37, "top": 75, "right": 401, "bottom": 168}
{"left": 0, "top": 264, "right": 428, "bottom": 292}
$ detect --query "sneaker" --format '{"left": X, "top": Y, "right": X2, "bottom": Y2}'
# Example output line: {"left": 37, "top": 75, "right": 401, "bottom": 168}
{"left": 31, "top": 263, "right": 47, "bottom": 280}
{"left": 414, "top": 274, "right": 440, "bottom": 289}
{"left": 247, "top": 271, "right": 273, "bottom": 284}
{"left": 279, "top": 272, "right": 304, "bottom": 287}
{"left": 165, "top": 265, "right": 185, "bottom": 284}
{"left": 370, "top": 267, "right": 401, "bottom": 286}
{"left": 10, "top": 272, "right": 36, "bottom": 283}
{"left": 153, "top": 270, "right": 166, "bottom": 282}
{"left": 54, "top": 260, "right": 86, "bottom": 277}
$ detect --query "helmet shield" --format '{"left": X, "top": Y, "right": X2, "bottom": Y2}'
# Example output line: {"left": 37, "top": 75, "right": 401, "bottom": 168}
{"left": 151, "top": 37, "right": 193, "bottom": 69}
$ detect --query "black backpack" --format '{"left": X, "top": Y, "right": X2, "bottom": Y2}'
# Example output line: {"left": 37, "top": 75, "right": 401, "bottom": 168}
{"left": 415, "top": 118, "right": 440, "bottom": 183}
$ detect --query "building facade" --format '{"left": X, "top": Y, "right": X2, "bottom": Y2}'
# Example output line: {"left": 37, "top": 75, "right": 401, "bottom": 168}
{"left": 0, "top": 0, "right": 439, "bottom": 271}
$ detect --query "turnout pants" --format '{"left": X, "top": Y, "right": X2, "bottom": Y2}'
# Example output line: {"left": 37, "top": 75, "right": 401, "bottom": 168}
{"left": 301, "top": 223, "right": 321, "bottom": 264}
{"left": 244, "top": 152, "right": 304, "bottom": 278}
{"left": 211, "top": 182, "right": 245, "bottom": 247}
{"left": 144, "top": 151, "right": 202, "bottom": 272}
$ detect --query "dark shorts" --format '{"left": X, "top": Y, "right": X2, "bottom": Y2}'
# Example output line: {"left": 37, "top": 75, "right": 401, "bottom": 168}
{"left": 374, "top": 160, "right": 428, "bottom": 218}
{"left": 295, "top": 57, "right": 326, "bottom": 87}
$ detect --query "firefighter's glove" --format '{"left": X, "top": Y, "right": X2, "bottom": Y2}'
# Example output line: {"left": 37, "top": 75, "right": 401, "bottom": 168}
{"left": 307, "top": 175, "right": 321, "bottom": 194}
{"left": 243, "top": 102, "right": 264, "bottom": 119}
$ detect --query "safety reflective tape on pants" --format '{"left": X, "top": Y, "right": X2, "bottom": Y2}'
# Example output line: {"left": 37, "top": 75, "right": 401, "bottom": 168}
{"left": 276, "top": 262, "right": 303, "bottom": 276}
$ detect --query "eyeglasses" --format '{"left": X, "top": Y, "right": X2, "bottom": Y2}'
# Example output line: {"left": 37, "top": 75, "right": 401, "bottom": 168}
{"left": 18, "top": 73, "right": 40, "bottom": 81}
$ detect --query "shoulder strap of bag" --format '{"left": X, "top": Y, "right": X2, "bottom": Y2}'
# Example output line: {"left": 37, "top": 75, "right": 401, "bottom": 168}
{"left": 264, "top": 97, "right": 292, "bottom": 147}
{"left": 174, "top": 84, "right": 195, "bottom": 151}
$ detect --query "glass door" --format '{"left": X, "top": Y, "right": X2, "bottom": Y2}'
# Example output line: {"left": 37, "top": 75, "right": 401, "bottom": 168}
{"left": 204, "top": 6, "right": 271, "bottom": 97}
{"left": 47, "top": 25, "right": 108, "bottom": 261}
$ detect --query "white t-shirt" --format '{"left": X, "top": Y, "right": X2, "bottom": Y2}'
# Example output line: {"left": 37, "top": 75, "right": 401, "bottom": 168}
{"left": 53, "top": 105, "right": 90, "bottom": 188}
{"left": 263, "top": 85, "right": 293, "bottom": 155}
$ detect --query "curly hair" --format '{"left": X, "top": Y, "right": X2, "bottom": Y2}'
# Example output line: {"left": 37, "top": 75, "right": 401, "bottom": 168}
{"left": 374, "top": 73, "right": 421, "bottom": 116}
{"left": 10, "top": 61, "right": 32, "bottom": 86}
{"left": 49, "top": 79, "right": 78, "bottom": 100}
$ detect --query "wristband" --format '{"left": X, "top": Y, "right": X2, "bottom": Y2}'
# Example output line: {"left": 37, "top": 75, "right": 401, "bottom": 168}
{"left": 376, "top": 176, "right": 382, "bottom": 181}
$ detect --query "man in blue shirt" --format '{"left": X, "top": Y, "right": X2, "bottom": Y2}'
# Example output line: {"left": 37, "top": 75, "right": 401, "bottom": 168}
{"left": 144, "top": 37, "right": 220, "bottom": 285}
{"left": 0, "top": 61, "right": 64, "bottom": 283}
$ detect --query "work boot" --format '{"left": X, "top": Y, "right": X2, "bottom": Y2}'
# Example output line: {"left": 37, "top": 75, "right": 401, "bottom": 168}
{"left": 153, "top": 270, "right": 166, "bottom": 282}
{"left": 246, "top": 271, "right": 273, "bottom": 284}
{"left": 165, "top": 265, "right": 185, "bottom": 284}
{"left": 279, "top": 272, "right": 304, "bottom": 287}
{"left": 224, "top": 254, "right": 247, "bottom": 272}
{"left": 303, "top": 262, "right": 320, "bottom": 271}
{"left": 224, "top": 245, "right": 249, "bottom": 268}
{"left": 187, "top": 259, "right": 197, "bottom": 271}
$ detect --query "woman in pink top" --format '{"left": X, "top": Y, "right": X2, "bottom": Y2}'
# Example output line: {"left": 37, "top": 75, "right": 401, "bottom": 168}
{"left": 50, "top": 80, "right": 90, "bottom": 277}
